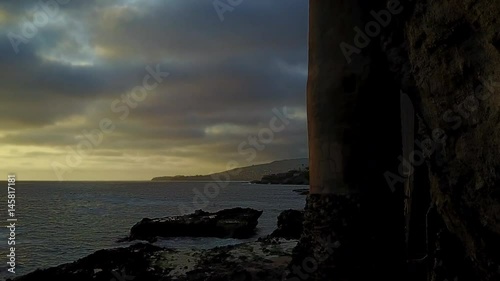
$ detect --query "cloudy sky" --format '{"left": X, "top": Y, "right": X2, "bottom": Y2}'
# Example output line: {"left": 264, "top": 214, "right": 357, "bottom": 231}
{"left": 0, "top": 0, "right": 308, "bottom": 181}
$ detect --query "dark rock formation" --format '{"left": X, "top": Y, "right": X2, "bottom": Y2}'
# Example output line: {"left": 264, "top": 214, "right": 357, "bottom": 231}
{"left": 9, "top": 243, "right": 164, "bottom": 281}
{"left": 10, "top": 239, "right": 298, "bottom": 281}
{"left": 126, "top": 208, "right": 263, "bottom": 242}
{"left": 269, "top": 210, "right": 304, "bottom": 240}
{"left": 404, "top": 0, "right": 500, "bottom": 280}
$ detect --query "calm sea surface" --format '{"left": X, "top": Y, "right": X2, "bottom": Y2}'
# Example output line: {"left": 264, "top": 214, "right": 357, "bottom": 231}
{"left": 0, "top": 181, "right": 306, "bottom": 279}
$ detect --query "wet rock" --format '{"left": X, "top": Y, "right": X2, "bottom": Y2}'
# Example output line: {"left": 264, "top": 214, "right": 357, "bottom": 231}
{"left": 11, "top": 240, "right": 298, "bottom": 281}
{"left": 269, "top": 209, "right": 304, "bottom": 239}
{"left": 9, "top": 243, "right": 165, "bottom": 281}
{"left": 127, "top": 208, "right": 263, "bottom": 242}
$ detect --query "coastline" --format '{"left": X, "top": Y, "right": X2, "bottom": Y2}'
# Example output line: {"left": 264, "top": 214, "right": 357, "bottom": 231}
{"left": 9, "top": 208, "right": 304, "bottom": 281}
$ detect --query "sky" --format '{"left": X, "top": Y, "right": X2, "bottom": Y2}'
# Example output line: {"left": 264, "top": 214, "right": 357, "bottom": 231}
{"left": 0, "top": 0, "right": 309, "bottom": 181}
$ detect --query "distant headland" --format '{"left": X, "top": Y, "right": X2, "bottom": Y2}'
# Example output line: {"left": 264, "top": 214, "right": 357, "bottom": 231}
{"left": 151, "top": 158, "right": 308, "bottom": 182}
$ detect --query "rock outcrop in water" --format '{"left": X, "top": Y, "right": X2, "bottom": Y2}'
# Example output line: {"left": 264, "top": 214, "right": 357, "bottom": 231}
{"left": 268, "top": 209, "right": 304, "bottom": 240}
{"left": 126, "top": 208, "right": 263, "bottom": 242}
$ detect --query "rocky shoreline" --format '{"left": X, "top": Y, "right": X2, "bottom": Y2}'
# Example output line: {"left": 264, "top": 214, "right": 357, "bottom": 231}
{"left": 10, "top": 240, "right": 299, "bottom": 281}
{"left": 8, "top": 203, "right": 489, "bottom": 281}
{"left": 10, "top": 208, "right": 304, "bottom": 281}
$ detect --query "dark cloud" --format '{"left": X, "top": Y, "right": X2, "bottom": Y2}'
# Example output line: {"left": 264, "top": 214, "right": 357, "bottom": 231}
{"left": 0, "top": 0, "right": 308, "bottom": 179}
{"left": 87, "top": 0, "right": 308, "bottom": 61}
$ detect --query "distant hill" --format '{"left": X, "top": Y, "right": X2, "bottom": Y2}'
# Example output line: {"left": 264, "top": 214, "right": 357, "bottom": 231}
{"left": 151, "top": 158, "right": 309, "bottom": 182}
{"left": 251, "top": 167, "right": 309, "bottom": 185}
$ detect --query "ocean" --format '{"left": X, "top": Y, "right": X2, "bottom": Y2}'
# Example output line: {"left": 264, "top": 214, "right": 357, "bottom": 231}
{"left": 0, "top": 181, "right": 306, "bottom": 279}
